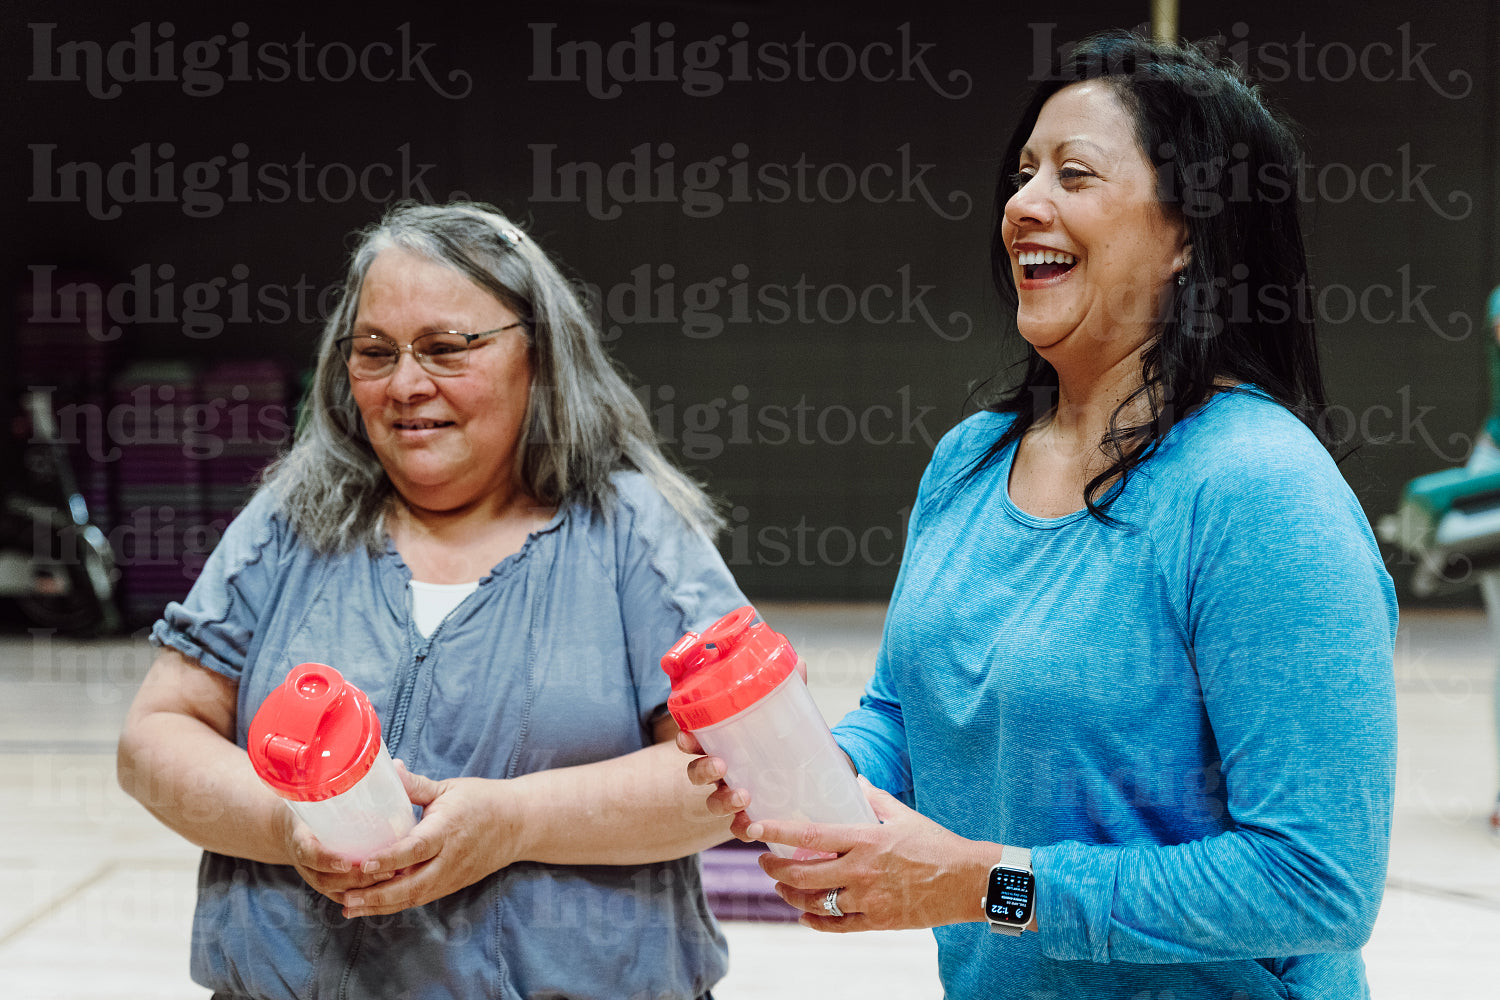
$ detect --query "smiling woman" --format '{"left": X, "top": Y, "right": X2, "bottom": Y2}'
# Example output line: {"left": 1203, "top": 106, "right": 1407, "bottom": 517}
{"left": 684, "top": 31, "right": 1398, "bottom": 1000}
{"left": 117, "top": 202, "right": 746, "bottom": 1000}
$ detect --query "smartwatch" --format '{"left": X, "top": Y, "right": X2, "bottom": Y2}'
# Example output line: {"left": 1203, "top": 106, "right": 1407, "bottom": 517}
{"left": 980, "top": 846, "right": 1034, "bottom": 936}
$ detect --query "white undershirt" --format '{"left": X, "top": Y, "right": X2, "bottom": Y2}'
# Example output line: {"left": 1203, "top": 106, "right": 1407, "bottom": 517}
{"left": 409, "top": 579, "right": 481, "bottom": 637}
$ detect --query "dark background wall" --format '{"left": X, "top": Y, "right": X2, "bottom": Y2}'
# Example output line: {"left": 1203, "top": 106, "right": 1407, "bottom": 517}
{"left": 4, "top": 1, "right": 1498, "bottom": 618}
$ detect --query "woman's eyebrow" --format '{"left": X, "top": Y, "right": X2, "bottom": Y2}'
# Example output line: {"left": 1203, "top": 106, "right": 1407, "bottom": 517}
{"left": 1019, "top": 137, "right": 1112, "bottom": 161}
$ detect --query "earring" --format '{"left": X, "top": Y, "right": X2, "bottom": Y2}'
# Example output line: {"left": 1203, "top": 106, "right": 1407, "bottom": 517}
{"left": 1176, "top": 271, "right": 1186, "bottom": 286}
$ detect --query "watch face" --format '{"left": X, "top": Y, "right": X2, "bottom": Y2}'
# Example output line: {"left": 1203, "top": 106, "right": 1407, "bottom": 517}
{"left": 985, "top": 866, "right": 1035, "bottom": 927}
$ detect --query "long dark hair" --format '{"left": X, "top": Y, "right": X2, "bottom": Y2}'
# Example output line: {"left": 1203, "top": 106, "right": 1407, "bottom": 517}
{"left": 972, "top": 30, "right": 1332, "bottom": 523}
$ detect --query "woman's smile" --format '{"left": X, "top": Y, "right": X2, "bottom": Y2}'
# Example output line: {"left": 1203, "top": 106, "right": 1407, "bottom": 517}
{"left": 1013, "top": 242, "right": 1079, "bottom": 288}
{"left": 390, "top": 415, "right": 457, "bottom": 435}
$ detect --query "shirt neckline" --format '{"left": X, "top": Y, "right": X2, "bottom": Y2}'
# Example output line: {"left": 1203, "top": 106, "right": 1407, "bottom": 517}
{"left": 409, "top": 578, "right": 482, "bottom": 592}
{"left": 993, "top": 388, "right": 1257, "bottom": 529}
{"left": 998, "top": 437, "right": 1093, "bottom": 530}
{"left": 383, "top": 502, "right": 570, "bottom": 585}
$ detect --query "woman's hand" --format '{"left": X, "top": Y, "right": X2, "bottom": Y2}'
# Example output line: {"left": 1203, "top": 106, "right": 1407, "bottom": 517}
{"left": 752, "top": 778, "right": 994, "bottom": 933}
{"left": 675, "top": 729, "right": 755, "bottom": 841}
{"left": 277, "top": 808, "right": 395, "bottom": 905}
{"left": 338, "top": 761, "right": 513, "bottom": 919}
{"left": 674, "top": 656, "right": 810, "bottom": 843}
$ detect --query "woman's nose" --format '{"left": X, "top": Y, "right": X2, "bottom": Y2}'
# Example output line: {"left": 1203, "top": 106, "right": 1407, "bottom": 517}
{"left": 1004, "top": 175, "right": 1055, "bottom": 230}
{"left": 385, "top": 352, "right": 436, "bottom": 399}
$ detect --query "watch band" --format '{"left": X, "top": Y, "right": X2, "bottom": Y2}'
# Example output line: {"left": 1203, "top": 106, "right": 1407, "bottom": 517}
{"left": 983, "top": 845, "right": 1034, "bottom": 936}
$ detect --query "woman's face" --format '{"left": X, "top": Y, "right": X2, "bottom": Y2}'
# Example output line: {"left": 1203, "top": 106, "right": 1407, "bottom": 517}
{"left": 1000, "top": 81, "right": 1189, "bottom": 369}
{"left": 349, "top": 247, "right": 533, "bottom": 512}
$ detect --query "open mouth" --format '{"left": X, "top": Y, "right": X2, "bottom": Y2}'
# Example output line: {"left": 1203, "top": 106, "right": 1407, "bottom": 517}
{"left": 393, "top": 418, "right": 455, "bottom": 431}
{"left": 1018, "top": 249, "right": 1077, "bottom": 281}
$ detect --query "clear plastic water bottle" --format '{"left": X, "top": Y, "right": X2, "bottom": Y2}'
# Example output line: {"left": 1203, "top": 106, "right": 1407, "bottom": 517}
{"left": 248, "top": 662, "right": 416, "bottom": 860}
{"left": 663, "top": 607, "right": 877, "bottom": 859}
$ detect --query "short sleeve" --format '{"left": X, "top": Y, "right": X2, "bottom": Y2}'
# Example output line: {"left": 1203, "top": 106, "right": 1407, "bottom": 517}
{"left": 149, "top": 488, "right": 289, "bottom": 683}
{"left": 610, "top": 473, "right": 749, "bottom": 730}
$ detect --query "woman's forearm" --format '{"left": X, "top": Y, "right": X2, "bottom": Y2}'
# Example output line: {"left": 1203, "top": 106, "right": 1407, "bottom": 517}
{"left": 502, "top": 741, "right": 731, "bottom": 865}
{"left": 118, "top": 709, "right": 294, "bottom": 864}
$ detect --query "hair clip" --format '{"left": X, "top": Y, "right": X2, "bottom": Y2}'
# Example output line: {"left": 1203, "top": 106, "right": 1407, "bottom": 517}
{"left": 499, "top": 225, "right": 526, "bottom": 246}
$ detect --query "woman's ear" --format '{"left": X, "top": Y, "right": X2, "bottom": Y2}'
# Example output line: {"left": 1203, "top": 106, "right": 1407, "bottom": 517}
{"left": 1173, "top": 243, "right": 1193, "bottom": 276}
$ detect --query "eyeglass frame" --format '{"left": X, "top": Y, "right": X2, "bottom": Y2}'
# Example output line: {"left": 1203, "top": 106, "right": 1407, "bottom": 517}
{"left": 334, "top": 322, "right": 526, "bottom": 380}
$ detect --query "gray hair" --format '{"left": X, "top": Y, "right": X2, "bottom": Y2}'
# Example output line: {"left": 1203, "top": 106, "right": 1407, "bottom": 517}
{"left": 262, "top": 201, "right": 723, "bottom": 552}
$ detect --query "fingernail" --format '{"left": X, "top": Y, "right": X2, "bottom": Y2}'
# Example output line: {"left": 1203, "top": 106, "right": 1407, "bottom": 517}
{"left": 345, "top": 894, "right": 363, "bottom": 907}
{"left": 730, "top": 792, "right": 747, "bottom": 809}
{"left": 331, "top": 859, "right": 350, "bottom": 873}
{"left": 362, "top": 860, "right": 380, "bottom": 874}
{"left": 746, "top": 823, "right": 763, "bottom": 840}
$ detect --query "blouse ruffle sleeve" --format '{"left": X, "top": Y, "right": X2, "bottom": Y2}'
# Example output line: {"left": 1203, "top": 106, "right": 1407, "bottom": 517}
{"left": 149, "top": 488, "right": 289, "bottom": 683}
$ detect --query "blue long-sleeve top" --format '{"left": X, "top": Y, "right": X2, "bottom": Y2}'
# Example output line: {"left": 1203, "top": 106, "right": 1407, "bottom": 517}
{"left": 832, "top": 391, "right": 1398, "bottom": 999}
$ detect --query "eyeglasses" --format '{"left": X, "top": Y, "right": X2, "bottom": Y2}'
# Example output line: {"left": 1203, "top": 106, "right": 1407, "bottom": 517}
{"left": 335, "top": 323, "right": 523, "bottom": 380}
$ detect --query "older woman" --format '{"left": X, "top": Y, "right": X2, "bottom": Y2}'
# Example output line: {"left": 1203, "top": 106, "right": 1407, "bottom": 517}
{"left": 118, "top": 202, "right": 741, "bottom": 1000}
{"left": 685, "top": 32, "right": 1397, "bottom": 1000}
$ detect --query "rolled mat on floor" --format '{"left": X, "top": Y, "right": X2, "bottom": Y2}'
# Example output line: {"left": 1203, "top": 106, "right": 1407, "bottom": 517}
{"left": 700, "top": 841, "right": 800, "bottom": 922}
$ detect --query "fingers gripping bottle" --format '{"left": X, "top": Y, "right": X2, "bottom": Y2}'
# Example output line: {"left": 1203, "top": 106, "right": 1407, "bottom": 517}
{"left": 248, "top": 662, "right": 416, "bottom": 860}
{"left": 663, "top": 606, "right": 877, "bottom": 859}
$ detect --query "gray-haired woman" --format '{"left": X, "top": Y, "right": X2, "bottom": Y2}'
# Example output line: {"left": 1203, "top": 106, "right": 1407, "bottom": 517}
{"left": 118, "top": 201, "right": 741, "bottom": 1000}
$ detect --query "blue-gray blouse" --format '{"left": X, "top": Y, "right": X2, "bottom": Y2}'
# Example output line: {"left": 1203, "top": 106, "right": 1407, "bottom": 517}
{"left": 153, "top": 471, "right": 744, "bottom": 1000}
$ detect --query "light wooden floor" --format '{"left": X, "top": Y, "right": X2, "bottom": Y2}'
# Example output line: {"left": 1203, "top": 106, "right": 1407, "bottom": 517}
{"left": 2, "top": 604, "right": 1497, "bottom": 998}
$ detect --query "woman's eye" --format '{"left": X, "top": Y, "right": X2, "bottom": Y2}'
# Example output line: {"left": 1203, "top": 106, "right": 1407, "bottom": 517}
{"left": 1059, "top": 167, "right": 1091, "bottom": 182}
{"left": 1008, "top": 171, "right": 1034, "bottom": 191}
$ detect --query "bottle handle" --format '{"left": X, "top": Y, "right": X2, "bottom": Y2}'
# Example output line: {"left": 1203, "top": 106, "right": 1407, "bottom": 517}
{"left": 661, "top": 606, "right": 759, "bottom": 682}
{"left": 260, "top": 663, "right": 344, "bottom": 777}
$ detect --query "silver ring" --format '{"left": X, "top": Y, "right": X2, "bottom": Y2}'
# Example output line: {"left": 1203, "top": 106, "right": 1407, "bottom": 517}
{"left": 822, "top": 887, "right": 844, "bottom": 918}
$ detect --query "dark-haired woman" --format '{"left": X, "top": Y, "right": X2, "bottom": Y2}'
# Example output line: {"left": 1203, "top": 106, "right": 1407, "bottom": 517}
{"left": 684, "top": 33, "right": 1396, "bottom": 999}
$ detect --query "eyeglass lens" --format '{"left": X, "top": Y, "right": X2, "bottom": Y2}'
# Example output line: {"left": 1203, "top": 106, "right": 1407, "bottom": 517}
{"left": 342, "top": 331, "right": 477, "bottom": 379}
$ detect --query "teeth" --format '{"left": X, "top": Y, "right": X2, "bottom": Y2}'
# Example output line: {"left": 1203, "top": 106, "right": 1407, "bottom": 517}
{"left": 1017, "top": 250, "right": 1076, "bottom": 266}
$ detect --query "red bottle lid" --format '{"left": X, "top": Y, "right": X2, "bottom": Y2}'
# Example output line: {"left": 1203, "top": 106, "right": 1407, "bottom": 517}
{"left": 247, "top": 662, "right": 383, "bottom": 802}
{"left": 662, "top": 606, "right": 799, "bottom": 731}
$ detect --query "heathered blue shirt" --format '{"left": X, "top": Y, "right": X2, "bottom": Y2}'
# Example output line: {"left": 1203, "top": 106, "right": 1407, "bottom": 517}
{"left": 152, "top": 471, "right": 743, "bottom": 1000}
{"left": 833, "top": 391, "right": 1397, "bottom": 1000}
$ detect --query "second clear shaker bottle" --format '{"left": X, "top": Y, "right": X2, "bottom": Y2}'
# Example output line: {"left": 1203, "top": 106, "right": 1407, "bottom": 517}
{"left": 662, "top": 606, "right": 877, "bottom": 859}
